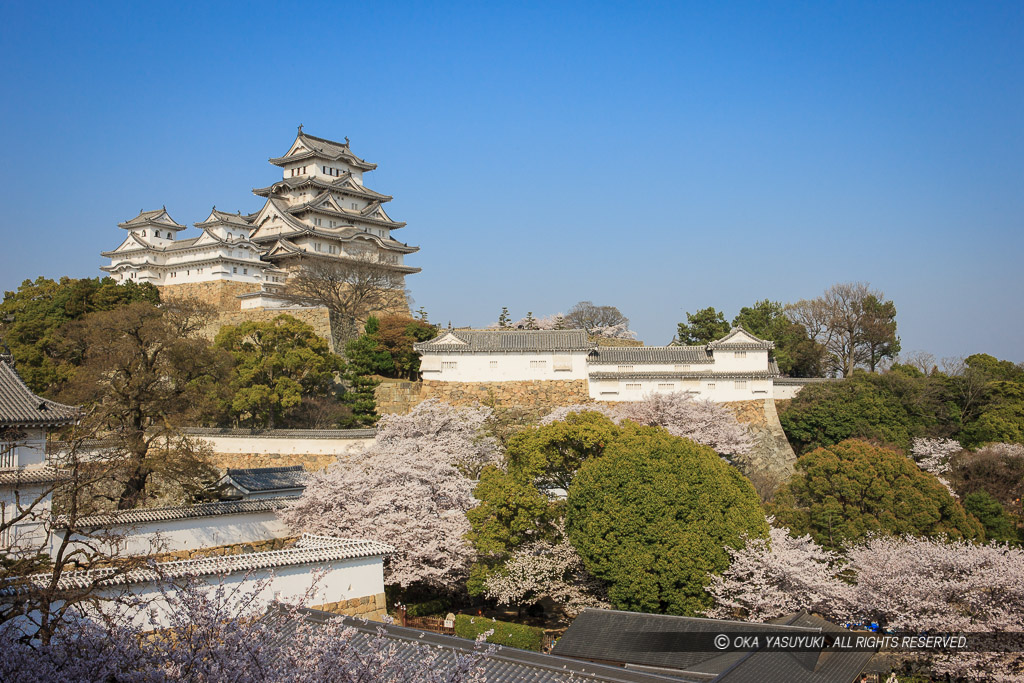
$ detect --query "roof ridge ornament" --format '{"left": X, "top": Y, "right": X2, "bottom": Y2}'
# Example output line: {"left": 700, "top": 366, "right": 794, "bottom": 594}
{"left": 298, "top": 123, "right": 304, "bottom": 134}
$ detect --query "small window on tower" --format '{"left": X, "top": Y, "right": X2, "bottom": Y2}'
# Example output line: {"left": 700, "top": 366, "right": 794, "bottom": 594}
{"left": 243, "top": 268, "right": 248, "bottom": 275}
{"left": 154, "top": 231, "right": 160, "bottom": 238}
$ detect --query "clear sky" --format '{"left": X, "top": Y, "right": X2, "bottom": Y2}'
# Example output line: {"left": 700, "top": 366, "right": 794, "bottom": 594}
{"left": 1, "top": 1, "right": 1021, "bottom": 361}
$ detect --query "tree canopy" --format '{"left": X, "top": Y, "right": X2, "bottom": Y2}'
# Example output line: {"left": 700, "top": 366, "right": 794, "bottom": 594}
{"left": 769, "top": 439, "right": 984, "bottom": 549}
{"left": 732, "top": 300, "right": 826, "bottom": 377}
{"left": 0, "top": 276, "right": 160, "bottom": 394}
{"left": 565, "top": 423, "right": 767, "bottom": 615}
{"left": 676, "top": 307, "right": 730, "bottom": 345}
{"left": 215, "top": 315, "right": 343, "bottom": 429}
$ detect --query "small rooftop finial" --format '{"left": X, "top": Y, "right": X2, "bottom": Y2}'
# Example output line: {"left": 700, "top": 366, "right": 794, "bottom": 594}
{"left": 298, "top": 123, "right": 304, "bottom": 134}
{"left": 162, "top": 204, "right": 166, "bottom": 210}
{"left": 344, "top": 136, "right": 350, "bottom": 145}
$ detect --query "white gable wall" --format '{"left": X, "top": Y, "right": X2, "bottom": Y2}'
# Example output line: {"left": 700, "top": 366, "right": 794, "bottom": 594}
{"left": 419, "top": 350, "right": 591, "bottom": 382}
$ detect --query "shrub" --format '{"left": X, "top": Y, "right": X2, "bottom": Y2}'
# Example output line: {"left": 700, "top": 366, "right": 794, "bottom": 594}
{"left": 405, "top": 597, "right": 452, "bottom": 618}
{"left": 453, "top": 614, "right": 544, "bottom": 651}
{"left": 769, "top": 439, "right": 984, "bottom": 549}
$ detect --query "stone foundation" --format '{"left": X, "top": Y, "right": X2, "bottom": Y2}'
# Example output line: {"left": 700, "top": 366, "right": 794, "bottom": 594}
{"left": 375, "top": 379, "right": 591, "bottom": 415}
{"left": 722, "top": 398, "right": 797, "bottom": 495}
{"left": 158, "top": 280, "right": 262, "bottom": 312}
{"left": 313, "top": 592, "right": 388, "bottom": 622}
{"left": 207, "top": 451, "right": 344, "bottom": 472}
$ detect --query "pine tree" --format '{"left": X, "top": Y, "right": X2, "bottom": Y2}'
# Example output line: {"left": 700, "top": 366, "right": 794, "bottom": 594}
{"left": 497, "top": 307, "right": 511, "bottom": 329}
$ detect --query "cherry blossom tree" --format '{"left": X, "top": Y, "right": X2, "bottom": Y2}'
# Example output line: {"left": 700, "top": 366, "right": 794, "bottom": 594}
{"left": 909, "top": 437, "right": 962, "bottom": 495}
{"left": 0, "top": 575, "right": 492, "bottom": 682}
{"left": 845, "top": 536, "right": 1024, "bottom": 681}
{"left": 703, "top": 522, "right": 850, "bottom": 622}
{"left": 281, "top": 400, "right": 497, "bottom": 587}
{"left": 483, "top": 523, "right": 609, "bottom": 619}
{"left": 541, "top": 392, "right": 753, "bottom": 456}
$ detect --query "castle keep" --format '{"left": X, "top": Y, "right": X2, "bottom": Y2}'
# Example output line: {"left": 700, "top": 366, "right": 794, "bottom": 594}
{"left": 101, "top": 129, "right": 418, "bottom": 337}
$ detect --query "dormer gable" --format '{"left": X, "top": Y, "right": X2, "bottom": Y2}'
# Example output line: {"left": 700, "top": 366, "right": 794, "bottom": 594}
{"left": 707, "top": 325, "right": 774, "bottom": 350}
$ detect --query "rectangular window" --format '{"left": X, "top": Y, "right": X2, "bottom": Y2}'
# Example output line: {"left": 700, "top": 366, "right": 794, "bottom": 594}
{"left": 707, "top": 382, "right": 716, "bottom": 389}
{"left": 489, "top": 360, "right": 498, "bottom": 369}
{"left": 674, "top": 364, "right": 690, "bottom": 370}
{"left": 553, "top": 355, "right": 572, "bottom": 371}
{"left": 658, "top": 383, "right": 674, "bottom": 390}
{"left": 242, "top": 268, "right": 248, "bottom": 275}
{"left": 734, "top": 380, "right": 747, "bottom": 389}
{"left": 233, "top": 267, "right": 237, "bottom": 274}
{"left": 0, "top": 443, "right": 15, "bottom": 468}
{"left": 734, "top": 351, "right": 747, "bottom": 358}
{"left": 530, "top": 360, "right": 547, "bottom": 370}
{"left": 441, "top": 361, "right": 457, "bottom": 370}
{"left": 617, "top": 365, "right": 634, "bottom": 372}
{"left": 351, "top": 202, "right": 358, "bottom": 210}
{"left": 625, "top": 383, "right": 642, "bottom": 391}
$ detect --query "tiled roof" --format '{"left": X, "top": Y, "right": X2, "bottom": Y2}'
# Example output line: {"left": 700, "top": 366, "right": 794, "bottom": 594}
{"left": 706, "top": 326, "right": 774, "bottom": 350}
{"left": 286, "top": 608, "right": 690, "bottom": 683}
{"left": 0, "top": 465, "right": 64, "bottom": 486}
{"left": 589, "top": 370, "right": 780, "bottom": 380}
{"left": 0, "top": 360, "right": 79, "bottom": 427}
{"left": 117, "top": 208, "right": 186, "bottom": 231}
{"left": 589, "top": 346, "right": 712, "bottom": 365}
{"left": 222, "top": 466, "right": 307, "bottom": 494}
{"left": 57, "top": 496, "right": 292, "bottom": 528}
{"left": 184, "top": 427, "right": 377, "bottom": 439}
{"left": 195, "top": 208, "right": 254, "bottom": 228}
{"left": 774, "top": 377, "right": 839, "bottom": 385}
{"left": 415, "top": 329, "right": 596, "bottom": 353}
{"left": 252, "top": 174, "right": 392, "bottom": 202}
{"left": 552, "top": 609, "right": 874, "bottom": 683}
{"left": 269, "top": 132, "right": 377, "bottom": 171}
{"left": 7, "top": 534, "right": 393, "bottom": 594}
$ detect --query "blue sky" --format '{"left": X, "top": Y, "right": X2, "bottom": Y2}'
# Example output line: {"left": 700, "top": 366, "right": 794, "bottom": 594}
{"left": 1, "top": 1, "right": 1021, "bottom": 361}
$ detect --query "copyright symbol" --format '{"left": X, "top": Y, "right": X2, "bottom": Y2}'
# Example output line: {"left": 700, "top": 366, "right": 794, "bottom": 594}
{"left": 714, "top": 634, "right": 730, "bottom": 650}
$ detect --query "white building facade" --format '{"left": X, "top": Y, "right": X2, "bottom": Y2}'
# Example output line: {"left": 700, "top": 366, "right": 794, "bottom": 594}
{"left": 414, "top": 326, "right": 787, "bottom": 402}
{"left": 101, "top": 129, "right": 419, "bottom": 298}
{"left": 0, "top": 354, "right": 79, "bottom": 553}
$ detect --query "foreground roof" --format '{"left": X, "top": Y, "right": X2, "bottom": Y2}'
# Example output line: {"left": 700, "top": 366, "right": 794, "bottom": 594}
{"left": 0, "top": 359, "right": 79, "bottom": 428}
{"left": 552, "top": 609, "right": 874, "bottom": 683}
{"left": 221, "top": 466, "right": 307, "bottom": 495}
{"left": 285, "top": 608, "right": 689, "bottom": 683}
{"left": 415, "top": 329, "right": 596, "bottom": 353}
{"left": 6, "top": 534, "right": 393, "bottom": 594}
{"left": 57, "top": 496, "right": 293, "bottom": 528}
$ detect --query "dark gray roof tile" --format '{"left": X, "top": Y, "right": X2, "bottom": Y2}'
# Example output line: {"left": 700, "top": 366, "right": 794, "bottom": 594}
{"left": 0, "top": 360, "right": 79, "bottom": 427}
{"left": 415, "top": 330, "right": 595, "bottom": 353}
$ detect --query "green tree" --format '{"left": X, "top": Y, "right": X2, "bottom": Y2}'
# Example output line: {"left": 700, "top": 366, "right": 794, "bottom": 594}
{"left": 371, "top": 315, "right": 438, "bottom": 379}
{"left": 861, "top": 295, "right": 901, "bottom": 372}
{"left": 58, "top": 300, "right": 229, "bottom": 509}
{"left": 964, "top": 353, "right": 1024, "bottom": 383}
{"left": 778, "top": 374, "right": 918, "bottom": 453}
{"left": 466, "top": 412, "right": 620, "bottom": 594}
{"left": 961, "top": 381, "right": 1024, "bottom": 446}
{"left": 215, "top": 315, "right": 343, "bottom": 429}
{"left": 676, "top": 307, "right": 730, "bottom": 345}
{"left": 963, "top": 491, "right": 1019, "bottom": 544}
{"left": 339, "top": 317, "right": 385, "bottom": 426}
{"left": 497, "top": 307, "right": 511, "bottom": 329}
{"left": 565, "top": 423, "right": 768, "bottom": 615}
{"left": 504, "top": 411, "right": 620, "bottom": 490}
{"left": 0, "top": 276, "right": 160, "bottom": 394}
{"left": 769, "top": 439, "right": 984, "bottom": 549}
{"left": 733, "top": 300, "right": 826, "bottom": 377}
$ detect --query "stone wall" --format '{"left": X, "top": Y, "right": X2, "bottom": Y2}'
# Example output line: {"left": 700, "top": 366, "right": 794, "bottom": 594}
{"left": 313, "top": 592, "right": 388, "bottom": 622}
{"left": 722, "top": 398, "right": 797, "bottom": 492}
{"left": 206, "top": 451, "right": 342, "bottom": 471}
{"left": 158, "top": 280, "right": 261, "bottom": 312}
{"left": 375, "top": 379, "right": 591, "bottom": 415}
